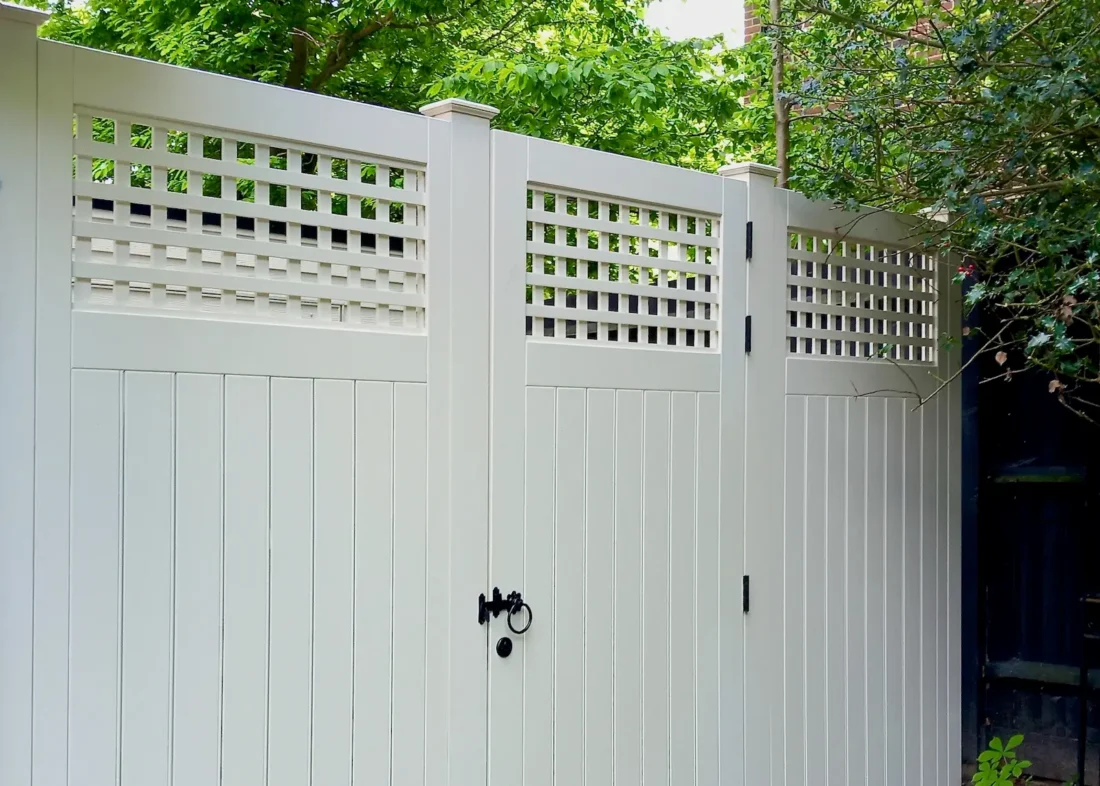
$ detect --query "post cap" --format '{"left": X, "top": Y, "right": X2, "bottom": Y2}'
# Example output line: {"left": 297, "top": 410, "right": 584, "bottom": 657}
{"left": 0, "top": 1, "right": 49, "bottom": 25}
{"left": 419, "top": 98, "right": 500, "bottom": 122}
{"left": 718, "top": 161, "right": 781, "bottom": 179}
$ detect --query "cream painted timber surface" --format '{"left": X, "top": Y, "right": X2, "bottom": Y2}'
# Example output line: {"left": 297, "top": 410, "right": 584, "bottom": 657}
{"left": 2, "top": 18, "right": 963, "bottom": 786}
{"left": 1, "top": 8, "right": 48, "bottom": 786}
{"left": 489, "top": 132, "right": 748, "bottom": 786}
{"left": 67, "top": 372, "right": 430, "bottom": 786}
{"left": 15, "top": 30, "right": 485, "bottom": 786}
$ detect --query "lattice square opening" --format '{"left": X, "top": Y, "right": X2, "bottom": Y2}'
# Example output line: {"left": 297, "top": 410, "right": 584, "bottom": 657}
{"left": 522, "top": 187, "right": 721, "bottom": 351}
{"left": 71, "top": 110, "right": 428, "bottom": 331}
{"left": 786, "top": 230, "right": 937, "bottom": 363}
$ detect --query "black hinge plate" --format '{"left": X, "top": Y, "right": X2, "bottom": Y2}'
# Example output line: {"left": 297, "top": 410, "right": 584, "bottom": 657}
{"left": 746, "top": 221, "right": 754, "bottom": 260}
{"left": 743, "top": 575, "right": 750, "bottom": 613}
{"left": 744, "top": 315, "right": 752, "bottom": 353}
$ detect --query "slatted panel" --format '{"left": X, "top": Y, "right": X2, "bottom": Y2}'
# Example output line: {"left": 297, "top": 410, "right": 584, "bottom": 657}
{"left": 885, "top": 399, "right": 905, "bottom": 786}
{"left": 66, "top": 374, "right": 428, "bottom": 786}
{"left": 520, "top": 386, "right": 720, "bottom": 785}
{"left": 71, "top": 111, "right": 426, "bottom": 330}
{"left": 783, "top": 396, "right": 807, "bottom": 786}
{"left": 669, "top": 391, "right": 697, "bottom": 786}
{"left": 312, "top": 380, "right": 355, "bottom": 786}
{"left": 904, "top": 406, "right": 923, "bottom": 786}
{"left": 390, "top": 382, "right": 428, "bottom": 786}
{"left": 922, "top": 396, "right": 940, "bottom": 786}
{"left": 353, "top": 381, "right": 394, "bottom": 786}
{"left": 222, "top": 375, "right": 270, "bottom": 785}
{"left": 268, "top": 377, "right": 313, "bottom": 786}
{"left": 695, "top": 392, "right": 721, "bottom": 786}
{"left": 865, "top": 397, "right": 888, "bottom": 785}
{"left": 554, "top": 388, "right": 586, "bottom": 786}
{"left": 937, "top": 391, "right": 952, "bottom": 786}
{"left": 613, "top": 390, "right": 644, "bottom": 786}
{"left": 120, "top": 371, "right": 173, "bottom": 786}
{"left": 172, "top": 373, "right": 223, "bottom": 786}
{"left": 786, "top": 230, "right": 937, "bottom": 362}
{"left": 826, "top": 397, "right": 848, "bottom": 786}
{"left": 846, "top": 397, "right": 868, "bottom": 786}
{"left": 642, "top": 390, "right": 671, "bottom": 786}
{"left": 523, "top": 386, "right": 555, "bottom": 786}
{"left": 804, "top": 397, "right": 828, "bottom": 784}
{"left": 69, "top": 369, "right": 122, "bottom": 786}
{"left": 782, "top": 394, "right": 953, "bottom": 786}
{"left": 584, "top": 389, "right": 615, "bottom": 786}
{"left": 524, "top": 189, "right": 720, "bottom": 350}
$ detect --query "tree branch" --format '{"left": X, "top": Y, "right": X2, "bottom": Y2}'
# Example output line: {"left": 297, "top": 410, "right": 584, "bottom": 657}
{"left": 309, "top": 10, "right": 397, "bottom": 92}
{"left": 1001, "top": 0, "right": 1065, "bottom": 48}
{"left": 790, "top": 0, "right": 945, "bottom": 49}
{"left": 285, "top": 29, "right": 311, "bottom": 89}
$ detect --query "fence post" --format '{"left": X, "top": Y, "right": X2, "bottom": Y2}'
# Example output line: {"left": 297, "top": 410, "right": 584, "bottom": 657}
{"left": 939, "top": 219, "right": 964, "bottom": 786}
{"left": 719, "top": 161, "right": 788, "bottom": 786}
{"left": 419, "top": 97, "right": 499, "bottom": 786}
{"left": 0, "top": 7, "right": 48, "bottom": 786}
{"left": 34, "top": 35, "right": 76, "bottom": 786}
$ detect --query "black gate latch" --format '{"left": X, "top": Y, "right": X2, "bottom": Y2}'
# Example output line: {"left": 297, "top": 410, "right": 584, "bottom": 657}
{"left": 479, "top": 587, "right": 523, "bottom": 624}
{"left": 478, "top": 587, "right": 534, "bottom": 634}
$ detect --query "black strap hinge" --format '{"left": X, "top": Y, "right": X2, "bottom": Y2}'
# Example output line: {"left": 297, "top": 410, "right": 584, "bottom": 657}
{"left": 744, "top": 315, "right": 752, "bottom": 353}
{"left": 746, "top": 221, "right": 754, "bottom": 261}
{"left": 743, "top": 575, "right": 750, "bottom": 613}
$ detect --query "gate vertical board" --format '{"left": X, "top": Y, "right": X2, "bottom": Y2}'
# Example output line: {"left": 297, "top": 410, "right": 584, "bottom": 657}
{"left": 487, "top": 130, "right": 529, "bottom": 786}
{"left": 613, "top": 388, "right": 645, "bottom": 784}
{"left": 221, "top": 375, "right": 270, "bottom": 784}
{"left": 173, "top": 373, "right": 225, "bottom": 786}
{"left": 311, "top": 379, "right": 356, "bottom": 786}
{"left": 717, "top": 175, "right": 749, "bottom": 786}
{"left": 0, "top": 11, "right": 965, "bottom": 785}
{"left": 68, "top": 370, "right": 122, "bottom": 784}
{"left": 585, "top": 387, "right": 617, "bottom": 785}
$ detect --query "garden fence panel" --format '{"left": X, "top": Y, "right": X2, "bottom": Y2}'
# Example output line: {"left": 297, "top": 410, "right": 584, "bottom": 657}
{"left": 0, "top": 8, "right": 961, "bottom": 786}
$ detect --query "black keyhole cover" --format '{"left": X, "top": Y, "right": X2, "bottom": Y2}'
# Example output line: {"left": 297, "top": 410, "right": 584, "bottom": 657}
{"left": 496, "top": 637, "right": 513, "bottom": 658}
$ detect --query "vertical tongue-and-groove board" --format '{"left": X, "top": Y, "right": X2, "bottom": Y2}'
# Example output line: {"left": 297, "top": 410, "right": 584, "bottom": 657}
{"left": 67, "top": 374, "right": 429, "bottom": 786}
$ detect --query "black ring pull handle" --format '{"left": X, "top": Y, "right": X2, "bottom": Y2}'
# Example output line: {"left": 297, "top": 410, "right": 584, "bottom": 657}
{"left": 478, "top": 587, "right": 533, "bottom": 635}
{"left": 507, "top": 600, "right": 533, "bottom": 635}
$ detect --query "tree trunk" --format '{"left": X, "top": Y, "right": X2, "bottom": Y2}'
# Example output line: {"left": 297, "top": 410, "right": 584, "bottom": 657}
{"left": 770, "top": 0, "right": 790, "bottom": 187}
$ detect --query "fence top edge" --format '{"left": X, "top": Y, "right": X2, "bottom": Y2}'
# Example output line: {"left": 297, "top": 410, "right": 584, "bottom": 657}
{"left": 0, "top": 2, "right": 48, "bottom": 26}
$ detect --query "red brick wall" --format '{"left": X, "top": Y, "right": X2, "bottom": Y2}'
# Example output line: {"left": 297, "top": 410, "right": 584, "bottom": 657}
{"left": 745, "top": 1, "right": 761, "bottom": 43}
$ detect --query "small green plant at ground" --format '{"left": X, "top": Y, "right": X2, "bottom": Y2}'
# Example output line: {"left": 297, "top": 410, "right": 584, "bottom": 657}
{"left": 973, "top": 735, "right": 1032, "bottom": 786}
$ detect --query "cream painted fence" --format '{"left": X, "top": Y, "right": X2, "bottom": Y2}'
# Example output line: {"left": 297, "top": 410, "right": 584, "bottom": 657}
{"left": 0, "top": 5, "right": 960, "bottom": 786}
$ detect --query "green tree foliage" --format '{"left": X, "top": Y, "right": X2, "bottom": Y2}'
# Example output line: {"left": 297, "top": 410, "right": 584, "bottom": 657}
{"left": 773, "top": 0, "right": 1100, "bottom": 409}
{"left": 31, "top": 0, "right": 1100, "bottom": 405}
{"left": 40, "top": 0, "right": 762, "bottom": 169}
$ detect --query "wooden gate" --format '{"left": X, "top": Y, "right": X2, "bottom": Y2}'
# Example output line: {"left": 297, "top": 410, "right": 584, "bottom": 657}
{"left": 486, "top": 131, "right": 747, "bottom": 785}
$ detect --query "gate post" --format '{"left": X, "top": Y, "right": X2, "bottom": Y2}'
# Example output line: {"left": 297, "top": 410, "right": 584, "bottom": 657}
{"left": 420, "top": 97, "right": 499, "bottom": 786}
{"left": 719, "top": 162, "right": 788, "bottom": 786}
{"left": 0, "top": 7, "right": 47, "bottom": 786}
